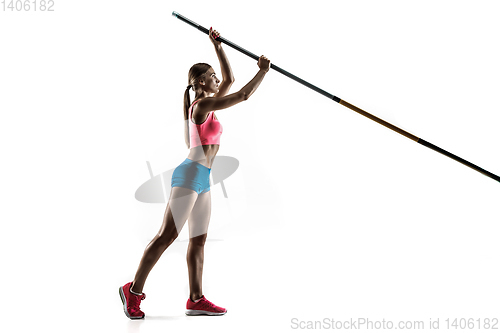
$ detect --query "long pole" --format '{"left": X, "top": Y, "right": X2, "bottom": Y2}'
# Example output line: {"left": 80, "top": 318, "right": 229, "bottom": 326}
{"left": 172, "top": 11, "right": 500, "bottom": 183}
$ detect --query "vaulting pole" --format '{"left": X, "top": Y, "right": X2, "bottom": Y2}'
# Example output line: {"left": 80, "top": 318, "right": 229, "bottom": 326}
{"left": 172, "top": 11, "right": 500, "bottom": 183}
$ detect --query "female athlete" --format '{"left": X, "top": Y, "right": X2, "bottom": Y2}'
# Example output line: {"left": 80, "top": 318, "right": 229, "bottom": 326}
{"left": 119, "top": 27, "right": 271, "bottom": 319}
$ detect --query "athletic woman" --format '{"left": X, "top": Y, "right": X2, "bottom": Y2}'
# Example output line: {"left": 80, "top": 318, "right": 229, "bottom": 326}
{"left": 119, "top": 27, "right": 271, "bottom": 319}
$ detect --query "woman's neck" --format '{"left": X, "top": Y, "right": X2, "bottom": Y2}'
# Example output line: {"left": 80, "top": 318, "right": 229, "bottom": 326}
{"left": 194, "top": 90, "right": 211, "bottom": 100}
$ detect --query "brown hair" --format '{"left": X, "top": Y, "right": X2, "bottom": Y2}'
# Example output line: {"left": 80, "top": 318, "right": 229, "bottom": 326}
{"left": 184, "top": 63, "right": 212, "bottom": 149}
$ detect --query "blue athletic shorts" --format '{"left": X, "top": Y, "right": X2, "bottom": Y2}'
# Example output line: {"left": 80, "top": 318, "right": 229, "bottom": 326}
{"left": 171, "top": 158, "right": 211, "bottom": 195}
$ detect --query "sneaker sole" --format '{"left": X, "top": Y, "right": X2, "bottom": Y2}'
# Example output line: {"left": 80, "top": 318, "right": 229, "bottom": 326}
{"left": 185, "top": 309, "right": 227, "bottom": 316}
{"left": 119, "top": 286, "right": 145, "bottom": 320}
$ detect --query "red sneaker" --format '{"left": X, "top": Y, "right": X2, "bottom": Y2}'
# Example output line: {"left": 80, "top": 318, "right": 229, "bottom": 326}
{"left": 186, "top": 295, "right": 227, "bottom": 316}
{"left": 119, "top": 282, "right": 146, "bottom": 319}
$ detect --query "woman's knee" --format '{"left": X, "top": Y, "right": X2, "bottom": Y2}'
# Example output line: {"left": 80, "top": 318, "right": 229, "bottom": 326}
{"left": 155, "top": 229, "right": 179, "bottom": 248}
{"left": 189, "top": 233, "right": 207, "bottom": 247}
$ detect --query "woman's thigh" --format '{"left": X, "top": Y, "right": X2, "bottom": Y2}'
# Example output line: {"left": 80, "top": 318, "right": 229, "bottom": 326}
{"left": 188, "top": 189, "right": 211, "bottom": 239}
{"left": 158, "top": 187, "right": 198, "bottom": 240}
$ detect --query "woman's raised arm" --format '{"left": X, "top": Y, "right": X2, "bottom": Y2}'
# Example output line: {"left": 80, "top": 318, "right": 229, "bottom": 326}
{"left": 196, "top": 56, "right": 271, "bottom": 113}
{"left": 209, "top": 27, "right": 235, "bottom": 97}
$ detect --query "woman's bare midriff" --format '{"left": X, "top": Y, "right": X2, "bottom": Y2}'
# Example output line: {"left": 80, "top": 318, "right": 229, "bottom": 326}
{"left": 187, "top": 144, "right": 219, "bottom": 169}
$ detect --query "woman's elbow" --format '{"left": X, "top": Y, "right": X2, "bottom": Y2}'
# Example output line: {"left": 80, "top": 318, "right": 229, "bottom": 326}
{"left": 237, "top": 90, "right": 249, "bottom": 101}
{"left": 235, "top": 90, "right": 250, "bottom": 103}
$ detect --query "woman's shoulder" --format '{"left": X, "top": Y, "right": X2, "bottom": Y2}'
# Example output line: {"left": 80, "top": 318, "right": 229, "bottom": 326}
{"left": 192, "top": 98, "right": 211, "bottom": 114}
{"left": 191, "top": 98, "right": 212, "bottom": 123}
{"left": 189, "top": 99, "right": 199, "bottom": 113}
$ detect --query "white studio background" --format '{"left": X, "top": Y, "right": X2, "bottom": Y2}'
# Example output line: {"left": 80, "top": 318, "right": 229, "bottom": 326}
{"left": 1, "top": 1, "right": 499, "bottom": 332}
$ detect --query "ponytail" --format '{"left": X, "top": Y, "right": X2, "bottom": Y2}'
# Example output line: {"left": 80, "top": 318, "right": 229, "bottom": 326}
{"left": 184, "top": 85, "right": 192, "bottom": 149}
{"left": 184, "top": 63, "right": 212, "bottom": 149}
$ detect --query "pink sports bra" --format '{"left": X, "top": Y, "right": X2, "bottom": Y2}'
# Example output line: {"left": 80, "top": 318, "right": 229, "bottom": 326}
{"left": 189, "top": 100, "right": 223, "bottom": 148}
